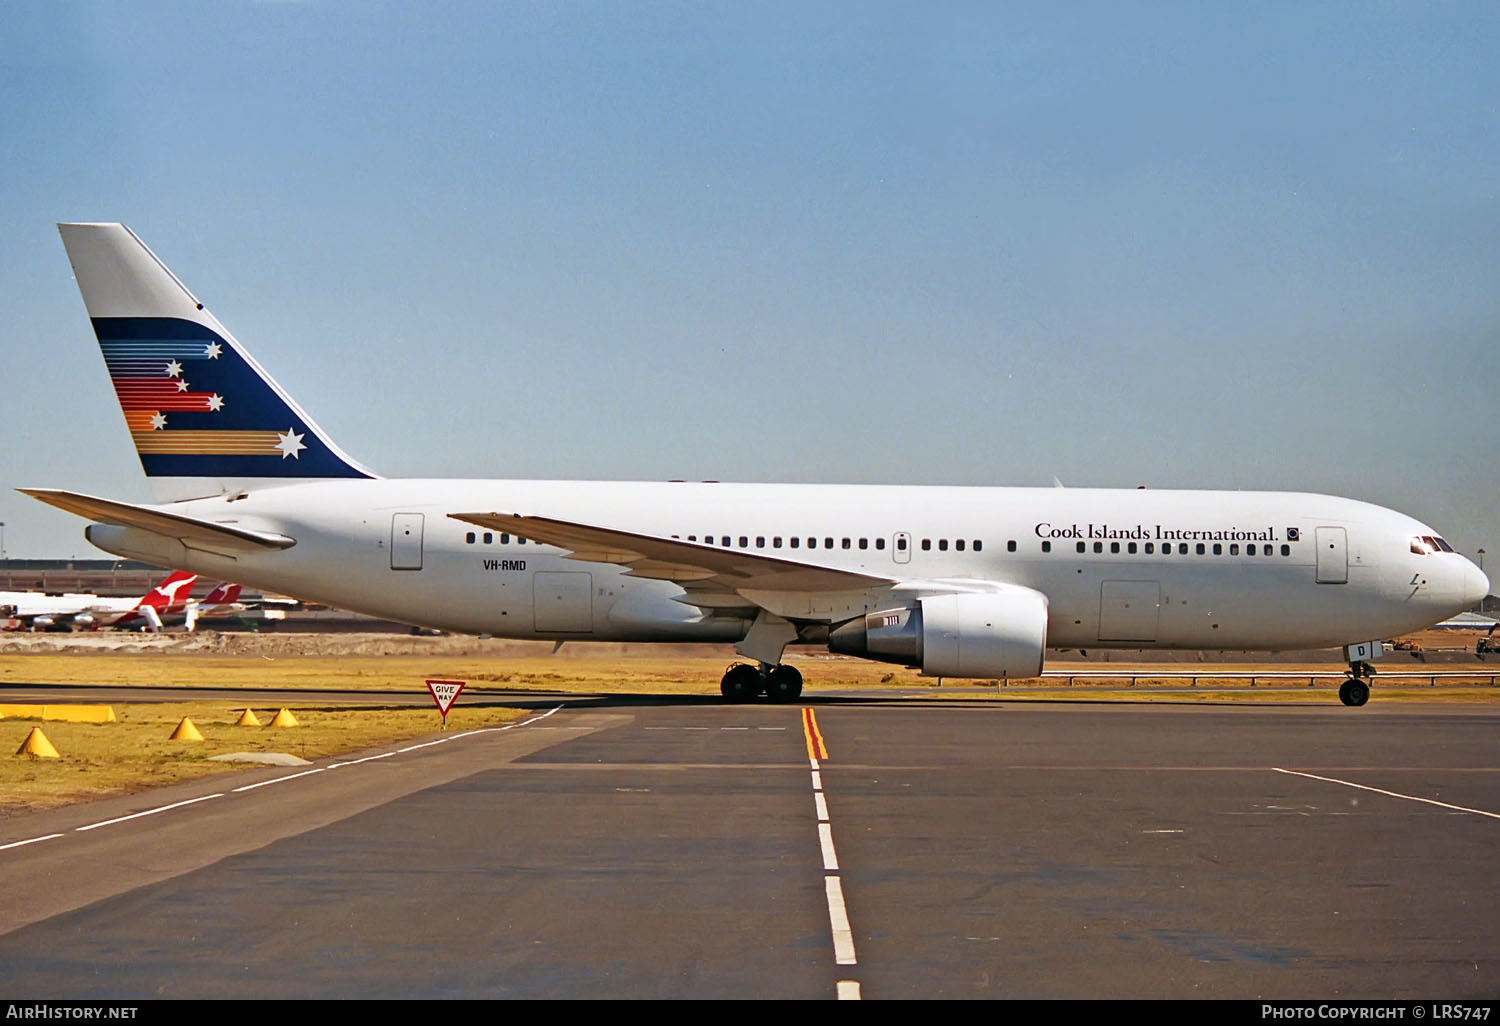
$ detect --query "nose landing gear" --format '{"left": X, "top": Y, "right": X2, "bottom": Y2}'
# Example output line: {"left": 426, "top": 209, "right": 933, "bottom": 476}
{"left": 1339, "top": 660, "right": 1374, "bottom": 707}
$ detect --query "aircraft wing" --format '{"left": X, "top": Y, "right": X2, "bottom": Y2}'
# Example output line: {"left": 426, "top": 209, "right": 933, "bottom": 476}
{"left": 19, "top": 489, "right": 296, "bottom": 552}
{"left": 448, "top": 512, "right": 894, "bottom": 598}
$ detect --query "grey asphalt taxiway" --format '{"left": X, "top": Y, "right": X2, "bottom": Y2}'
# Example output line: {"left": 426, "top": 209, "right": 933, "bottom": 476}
{"left": 0, "top": 695, "right": 1497, "bottom": 999}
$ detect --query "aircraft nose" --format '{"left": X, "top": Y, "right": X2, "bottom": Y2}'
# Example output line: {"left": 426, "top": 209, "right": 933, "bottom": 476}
{"left": 1463, "top": 560, "right": 1491, "bottom": 609}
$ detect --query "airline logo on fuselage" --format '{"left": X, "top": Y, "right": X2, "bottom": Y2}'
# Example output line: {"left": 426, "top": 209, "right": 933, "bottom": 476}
{"left": 1035, "top": 523, "right": 1297, "bottom": 543}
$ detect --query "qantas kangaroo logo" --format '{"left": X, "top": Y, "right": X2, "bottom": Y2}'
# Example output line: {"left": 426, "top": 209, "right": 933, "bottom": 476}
{"left": 146, "top": 573, "right": 198, "bottom": 606}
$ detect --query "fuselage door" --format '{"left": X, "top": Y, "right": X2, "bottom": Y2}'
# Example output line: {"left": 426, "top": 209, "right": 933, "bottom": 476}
{"left": 893, "top": 532, "right": 912, "bottom": 565}
{"left": 1315, "top": 526, "right": 1348, "bottom": 584}
{"left": 391, "top": 513, "right": 424, "bottom": 571}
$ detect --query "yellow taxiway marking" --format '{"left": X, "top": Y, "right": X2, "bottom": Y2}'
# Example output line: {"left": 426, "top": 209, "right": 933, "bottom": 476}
{"left": 802, "top": 707, "right": 828, "bottom": 761}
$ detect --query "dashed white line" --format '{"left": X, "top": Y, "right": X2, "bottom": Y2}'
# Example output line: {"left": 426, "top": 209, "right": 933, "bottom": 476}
{"left": 825, "top": 876, "right": 857, "bottom": 966}
{"left": 806, "top": 725, "right": 859, "bottom": 996}
{"left": 76, "top": 793, "right": 225, "bottom": 831}
{"left": 1, "top": 705, "right": 568, "bottom": 852}
{"left": 0, "top": 833, "right": 62, "bottom": 851}
{"left": 1275, "top": 768, "right": 1500, "bottom": 819}
{"left": 818, "top": 822, "right": 840, "bottom": 871}
{"left": 232, "top": 767, "right": 327, "bottom": 792}
{"left": 328, "top": 751, "right": 397, "bottom": 768}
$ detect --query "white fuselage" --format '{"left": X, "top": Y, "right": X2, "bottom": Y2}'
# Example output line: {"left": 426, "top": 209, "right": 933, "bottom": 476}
{"left": 80, "top": 479, "right": 1487, "bottom": 653}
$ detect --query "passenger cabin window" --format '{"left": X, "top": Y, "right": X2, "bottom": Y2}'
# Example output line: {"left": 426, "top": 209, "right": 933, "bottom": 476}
{"left": 773, "top": 537, "right": 782, "bottom": 548}
{"left": 1093, "top": 542, "right": 1103, "bottom": 554}
{"left": 842, "top": 538, "right": 851, "bottom": 550}
{"left": 858, "top": 538, "right": 868, "bottom": 550}
{"left": 1006, "top": 540, "right": 1016, "bottom": 552}
{"left": 922, "top": 539, "right": 932, "bottom": 551}
{"left": 1196, "top": 543, "right": 1206, "bottom": 555}
{"left": 465, "top": 532, "right": 475, "bottom": 544}
{"left": 1110, "top": 542, "right": 1120, "bottom": 554}
{"left": 876, "top": 538, "right": 886, "bottom": 550}
{"left": 955, "top": 539, "right": 964, "bottom": 551}
{"left": 1213, "top": 544, "right": 1222, "bottom": 555}
{"left": 790, "top": 537, "right": 800, "bottom": 549}
{"left": 939, "top": 539, "right": 948, "bottom": 551}
{"left": 484, "top": 533, "right": 493, "bottom": 544}
{"left": 896, "top": 537, "right": 907, "bottom": 550}
{"left": 1076, "top": 542, "right": 1086, "bottom": 553}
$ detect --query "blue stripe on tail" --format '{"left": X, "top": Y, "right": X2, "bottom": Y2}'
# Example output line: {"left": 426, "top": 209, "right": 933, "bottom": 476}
{"left": 92, "top": 317, "right": 372, "bottom": 480}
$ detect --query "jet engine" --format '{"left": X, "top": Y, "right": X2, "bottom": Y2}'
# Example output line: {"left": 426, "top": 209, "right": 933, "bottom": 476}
{"left": 828, "top": 586, "right": 1048, "bottom": 679}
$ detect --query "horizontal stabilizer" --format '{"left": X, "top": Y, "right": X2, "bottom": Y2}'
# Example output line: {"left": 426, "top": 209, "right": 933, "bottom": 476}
{"left": 19, "top": 489, "right": 295, "bottom": 552}
{"left": 449, "top": 512, "right": 892, "bottom": 593}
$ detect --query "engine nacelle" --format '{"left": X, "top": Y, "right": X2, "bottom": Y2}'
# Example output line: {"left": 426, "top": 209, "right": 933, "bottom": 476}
{"left": 828, "top": 586, "right": 1049, "bottom": 679}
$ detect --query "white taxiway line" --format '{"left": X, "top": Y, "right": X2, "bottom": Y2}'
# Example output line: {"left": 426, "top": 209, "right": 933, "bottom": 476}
{"left": 76, "top": 793, "right": 226, "bottom": 831}
{"left": 1275, "top": 768, "right": 1500, "bottom": 820}
{"left": 232, "top": 767, "right": 327, "bottom": 792}
{"left": 808, "top": 744, "right": 860, "bottom": 997}
{"left": 1, "top": 705, "right": 567, "bottom": 852}
{"left": 0, "top": 833, "right": 63, "bottom": 851}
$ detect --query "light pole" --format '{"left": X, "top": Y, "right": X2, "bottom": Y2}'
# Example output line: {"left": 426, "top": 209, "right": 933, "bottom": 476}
{"left": 0, "top": 521, "right": 6, "bottom": 560}
{"left": 1479, "top": 549, "right": 1486, "bottom": 574}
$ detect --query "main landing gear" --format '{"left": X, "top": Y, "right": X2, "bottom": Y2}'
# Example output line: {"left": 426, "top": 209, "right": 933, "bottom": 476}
{"left": 1339, "top": 660, "right": 1374, "bottom": 708}
{"left": 720, "top": 662, "right": 803, "bottom": 703}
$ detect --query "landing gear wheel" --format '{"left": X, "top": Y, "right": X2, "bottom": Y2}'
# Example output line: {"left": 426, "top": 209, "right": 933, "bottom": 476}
{"left": 766, "top": 665, "right": 803, "bottom": 702}
{"left": 720, "top": 663, "right": 763, "bottom": 703}
{"left": 1339, "top": 678, "right": 1370, "bottom": 707}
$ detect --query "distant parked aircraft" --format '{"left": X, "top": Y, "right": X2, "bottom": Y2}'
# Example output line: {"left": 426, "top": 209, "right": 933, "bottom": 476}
{"left": 1, "top": 570, "right": 198, "bottom": 631}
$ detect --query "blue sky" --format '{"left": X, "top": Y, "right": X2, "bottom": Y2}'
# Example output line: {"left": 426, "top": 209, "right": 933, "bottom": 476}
{"left": 1, "top": 2, "right": 1496, "bottom": 562}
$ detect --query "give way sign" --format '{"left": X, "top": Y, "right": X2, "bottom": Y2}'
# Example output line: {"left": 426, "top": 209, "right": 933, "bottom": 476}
{"left": 425, "top": 678, "right": 466, "bottom": 726}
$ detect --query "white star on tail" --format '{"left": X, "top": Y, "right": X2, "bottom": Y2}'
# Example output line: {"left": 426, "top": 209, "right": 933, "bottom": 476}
{"left": 165, "top": 360, "right": 182, "bottom": 377}
{"left": 206, "top": 394, "right": 224, "bottom": 411}
{"left": 205, "top": 342, "right": 222, "bottom": 359}
{"left": 150, "top": 413, "right": 167, "bottom": 430}
{"left": 275, "top": 428, "right": 306, "bottom": 460}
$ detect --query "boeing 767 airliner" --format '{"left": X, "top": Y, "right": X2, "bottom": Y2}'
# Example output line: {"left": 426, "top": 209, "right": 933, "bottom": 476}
{"left": 22, "top": 223, "right": 1488, "bottom": 706}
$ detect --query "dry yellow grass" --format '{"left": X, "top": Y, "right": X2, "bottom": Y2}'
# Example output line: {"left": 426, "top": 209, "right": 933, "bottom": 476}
{"left": 0, "top": 700, "right": 526, "bottom": 815}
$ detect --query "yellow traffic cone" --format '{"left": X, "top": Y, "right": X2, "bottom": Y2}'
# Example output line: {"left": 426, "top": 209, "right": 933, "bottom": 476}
{"left": 169, "top": 717, "right": 204, "bottom": 741}
{"left": 235, "top": 708, "right": 262, "bottom": 727}
{"left": 16, "top": 727, "right": 59, "bottom": 759}
{"left": 268, "top": 708, "right": 299, "bottom": 727}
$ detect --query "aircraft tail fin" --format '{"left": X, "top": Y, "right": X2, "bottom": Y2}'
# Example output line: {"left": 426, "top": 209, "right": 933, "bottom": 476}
{"left": 137, "top": 571, "right": 198, "bottom": 610}
{"left": 57, "top": 223, "right": 377, "bottom": 501}
{"left": 203, "top": 582, "right": 241, "bottom": 605}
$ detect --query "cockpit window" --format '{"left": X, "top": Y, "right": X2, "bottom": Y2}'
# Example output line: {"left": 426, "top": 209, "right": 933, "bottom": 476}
{"left": 1411, "top": 536, "right": 1456, "bottom": 555}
